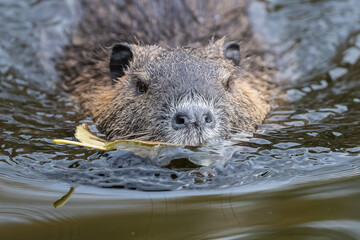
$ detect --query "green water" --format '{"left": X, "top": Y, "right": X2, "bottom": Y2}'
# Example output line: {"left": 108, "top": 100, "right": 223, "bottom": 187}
{"left": 1, "top": 0, "right": 360, "bottom": 239}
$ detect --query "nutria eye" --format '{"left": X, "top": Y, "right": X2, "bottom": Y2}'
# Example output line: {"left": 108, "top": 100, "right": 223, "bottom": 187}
{"left": 224, "top": 77, "right": 233, "bottom": 92}
{"left": 136, "top": 81, "right": 148, "bottom": 94}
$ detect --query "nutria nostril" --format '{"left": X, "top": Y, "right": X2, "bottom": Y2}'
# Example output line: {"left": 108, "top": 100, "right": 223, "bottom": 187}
{"left": 202, "top": 111, "right": 215, "bottom": 127}
{"left": 176, "top": 115, "right": 185, "bottom": 125}
{"left": 204, "top": 116, "right": 211, "bottom": 123}
{"left": 198, "top": 109, "right": 215, "bottom": 129}
{"left": 172, "top": 111, "right": 191, "bottom": 130}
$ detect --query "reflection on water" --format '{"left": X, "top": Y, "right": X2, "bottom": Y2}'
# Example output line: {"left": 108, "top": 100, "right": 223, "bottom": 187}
{"left": 1, "top": 0, "right": 360, "bottom": 239}
{"left": 249, "top": 0, "right": 360, "bottom": 83}
{"left": 3, "top": 175, "right": 360, "bottom": 240}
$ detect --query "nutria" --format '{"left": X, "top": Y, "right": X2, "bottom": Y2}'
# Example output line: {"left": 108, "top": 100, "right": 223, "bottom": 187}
{"left": 57, "top": 0, "right": 275, "bottom": 145}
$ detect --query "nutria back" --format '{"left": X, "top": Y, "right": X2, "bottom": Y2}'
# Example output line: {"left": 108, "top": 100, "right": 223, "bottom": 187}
{"left": 57, "top": 0, "right": 275, "bottom": 145}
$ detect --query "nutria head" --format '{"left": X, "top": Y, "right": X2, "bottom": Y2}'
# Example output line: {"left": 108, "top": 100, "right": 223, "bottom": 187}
{"left": 94, "top": 39, "right": 270, "bottom": 145}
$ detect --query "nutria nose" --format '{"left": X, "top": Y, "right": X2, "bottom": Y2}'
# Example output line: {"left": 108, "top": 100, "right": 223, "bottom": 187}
{"left": 172, "top": 108, "right": 216, "bottom": 130}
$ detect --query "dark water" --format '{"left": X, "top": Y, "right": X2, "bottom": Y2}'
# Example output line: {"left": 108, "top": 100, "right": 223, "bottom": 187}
{"left": 1, "top": 0, "right": 360, "bottom": 239}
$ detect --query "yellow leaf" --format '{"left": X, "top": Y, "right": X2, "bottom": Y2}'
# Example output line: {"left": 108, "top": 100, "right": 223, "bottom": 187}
{"left": 53, "top": 123, "right": 181, "bottom": 151}
{"left": 75, "top": 123, "right": 109, "bottom": 147}
{"left": 53, "top": 187, "right": 75, "bottom": 208}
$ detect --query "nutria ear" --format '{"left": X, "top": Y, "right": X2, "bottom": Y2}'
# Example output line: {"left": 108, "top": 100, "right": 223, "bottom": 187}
{"left": 223, "top": 41, "right": 241, "bottom": 66}
{"left": 109, "top": 43, "right": 133, "bottom": 82}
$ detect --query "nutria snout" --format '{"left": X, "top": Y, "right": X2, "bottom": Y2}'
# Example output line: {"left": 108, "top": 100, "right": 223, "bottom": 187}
{"left": 172, "top": 107, "right": 216, "bottom": 130}
{"left": 170, "top": 102, "right": 218, "bottom": 145}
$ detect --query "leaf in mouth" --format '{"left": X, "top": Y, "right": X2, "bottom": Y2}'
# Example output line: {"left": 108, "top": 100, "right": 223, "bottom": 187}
{"left": 52, "top": 123, "right": 181, "bottom": 151}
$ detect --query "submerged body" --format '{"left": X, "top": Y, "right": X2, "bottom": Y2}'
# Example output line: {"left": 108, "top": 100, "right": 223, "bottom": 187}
{"left": 57, "top": 0, "right": 275, "bottom": 145}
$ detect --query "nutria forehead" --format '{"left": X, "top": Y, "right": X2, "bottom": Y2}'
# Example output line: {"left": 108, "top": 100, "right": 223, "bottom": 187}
{"left": 132, "top": 49, "right": 234, "bottom": 86}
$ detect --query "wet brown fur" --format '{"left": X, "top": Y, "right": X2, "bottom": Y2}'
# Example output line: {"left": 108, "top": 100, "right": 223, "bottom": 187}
{"left": 57, "top": 0, "right": 276, "bottom": 144}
